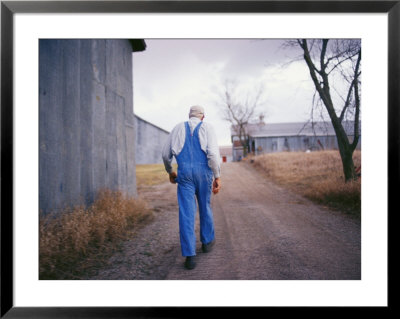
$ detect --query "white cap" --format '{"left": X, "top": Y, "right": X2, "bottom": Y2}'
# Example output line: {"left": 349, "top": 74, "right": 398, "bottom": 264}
{"left": 189, "top": 105, "right": 204, "bottom": 119}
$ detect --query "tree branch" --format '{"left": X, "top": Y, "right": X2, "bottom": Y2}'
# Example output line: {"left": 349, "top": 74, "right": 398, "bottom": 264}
{"left": 350, "top": 49, "right": 362, "bottom": 151}
{"left": 339, "top": 80, "right": 355, "bottom": 123}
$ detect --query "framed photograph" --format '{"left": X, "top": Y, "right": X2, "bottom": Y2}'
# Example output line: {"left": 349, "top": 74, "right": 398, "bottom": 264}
{"left": 1, "top": 0, "right": 395, "bottom": 317}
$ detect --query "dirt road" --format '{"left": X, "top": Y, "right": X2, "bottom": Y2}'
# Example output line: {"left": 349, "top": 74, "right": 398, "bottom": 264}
{"left": 90, "top": 162, "right": 361, "bottom": 280}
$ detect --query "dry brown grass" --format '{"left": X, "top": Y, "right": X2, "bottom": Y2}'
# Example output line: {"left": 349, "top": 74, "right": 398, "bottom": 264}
{"left": 252, "top": 150, "right": 361, "bottom": 217}
{"left": 136, "top": 163, "right": 177, "bottom": 188}
{"left": 39, "top": 189, "right": 153, "bottom": 279}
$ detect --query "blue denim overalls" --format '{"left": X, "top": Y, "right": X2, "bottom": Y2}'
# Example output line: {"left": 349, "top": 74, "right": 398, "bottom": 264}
{"left": 175, "top": 121, "right": 215, "bottom": 257}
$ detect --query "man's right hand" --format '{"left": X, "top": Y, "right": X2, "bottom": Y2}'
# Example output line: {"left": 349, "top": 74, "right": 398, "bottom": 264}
{"left": 169, "top": 172, "right": 177, "bottom": 184}
{"left": 212, "top": 177, "right": 221, "bottom": 194}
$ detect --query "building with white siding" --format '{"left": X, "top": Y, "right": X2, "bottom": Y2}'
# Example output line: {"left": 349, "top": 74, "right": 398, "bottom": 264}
{"left": 219, "top": 146, "right": 233, "bottom": 163}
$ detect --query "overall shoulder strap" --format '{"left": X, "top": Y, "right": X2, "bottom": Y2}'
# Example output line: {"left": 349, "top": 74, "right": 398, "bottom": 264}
{"left": 184, "top": 121, "right": 191, "bottom": 137}
{"left": 193, "top": 121, "right": 203, "bottom": 137}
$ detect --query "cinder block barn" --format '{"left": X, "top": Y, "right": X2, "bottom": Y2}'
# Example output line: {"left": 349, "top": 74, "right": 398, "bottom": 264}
{"left": 134, "top": 115, "right": 170, "bottom": 164}
{"left": 39, "top": 39, "right": 146, "bottom": 214}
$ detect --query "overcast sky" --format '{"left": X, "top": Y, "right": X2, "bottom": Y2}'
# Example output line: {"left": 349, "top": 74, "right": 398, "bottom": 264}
{"left": 132, "top": 39, "right": 318, "bottom": 146}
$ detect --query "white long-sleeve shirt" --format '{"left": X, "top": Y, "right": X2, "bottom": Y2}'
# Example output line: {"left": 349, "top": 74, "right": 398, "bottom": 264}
{"left": 162, "top": 117, "right": 221, "bottom": 178}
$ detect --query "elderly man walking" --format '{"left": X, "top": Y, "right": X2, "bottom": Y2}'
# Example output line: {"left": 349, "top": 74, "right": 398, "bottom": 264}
{"left": 162, "top": 105, "right": 221, "bottom": 270}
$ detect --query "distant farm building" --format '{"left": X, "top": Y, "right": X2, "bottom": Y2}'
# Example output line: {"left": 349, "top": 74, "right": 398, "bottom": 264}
{"left": 219, "top": 146, "right": 233, "bottom": 163}
{"left": 134, "top": 115, "right": 170, "bottom": 164}
{"left": 231, "top": 121, "right": 361, "bottom": 161}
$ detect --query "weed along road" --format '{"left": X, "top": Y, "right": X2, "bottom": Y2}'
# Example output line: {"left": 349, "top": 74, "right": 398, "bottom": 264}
{"left": 90, "top": 162, "right": 361, "bottom": 280}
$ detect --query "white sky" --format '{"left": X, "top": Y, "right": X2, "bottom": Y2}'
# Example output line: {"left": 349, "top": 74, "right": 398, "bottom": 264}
{"left": 133, "top": 39, "right": 326, "bottom": 146}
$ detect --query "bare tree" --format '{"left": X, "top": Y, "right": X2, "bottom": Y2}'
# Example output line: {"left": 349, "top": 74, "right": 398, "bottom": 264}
{"left": 220, "top": 80, "right": 265, "bottom": 158}
{"left": 295, "top": 39, "right": 361, "bottom": 182}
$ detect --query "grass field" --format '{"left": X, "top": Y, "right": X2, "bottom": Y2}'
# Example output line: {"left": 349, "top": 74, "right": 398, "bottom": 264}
{"left": 136, "top": 163, "right": 177, "bottom": 188}
{"left": 251, "top": 150, "right": 361, "bottom": 217}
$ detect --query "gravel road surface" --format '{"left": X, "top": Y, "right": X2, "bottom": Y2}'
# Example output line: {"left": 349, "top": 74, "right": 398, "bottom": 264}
{"left": 89, "top": 162, "right": 361, "bottom": 280}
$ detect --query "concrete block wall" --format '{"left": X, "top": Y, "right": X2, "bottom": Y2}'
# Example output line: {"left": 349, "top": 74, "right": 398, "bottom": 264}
{"left": 39, "top": 39, "right": 138, "bottom": 214}
{"left": 134, "top": 115, "right": 170, "bottom": 164}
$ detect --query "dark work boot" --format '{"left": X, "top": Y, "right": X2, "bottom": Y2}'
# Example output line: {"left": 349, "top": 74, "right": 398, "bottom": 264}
{"left": 184, "top": 256, "right": 196, "bottom": 270}
{"left": 201, "top": 239, "right": 215, "bottom": 253}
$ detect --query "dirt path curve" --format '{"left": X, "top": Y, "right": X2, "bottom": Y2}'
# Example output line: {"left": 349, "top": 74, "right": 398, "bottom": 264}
{"left": 89, "top": 162, "right": 361, "bottom": 280}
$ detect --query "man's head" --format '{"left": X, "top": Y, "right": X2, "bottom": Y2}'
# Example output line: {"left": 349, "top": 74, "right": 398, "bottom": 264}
{"left": 189, "top": 105, "right": 205, "bottom": 120}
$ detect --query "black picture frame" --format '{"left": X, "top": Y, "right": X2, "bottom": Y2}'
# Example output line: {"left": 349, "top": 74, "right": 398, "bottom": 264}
{"left": 1, "top": 1, "right": 396, "bottom": 318}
